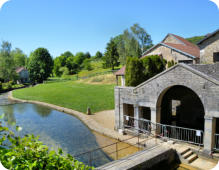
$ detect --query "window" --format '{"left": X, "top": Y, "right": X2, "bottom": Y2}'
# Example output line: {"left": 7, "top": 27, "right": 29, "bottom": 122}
{"left": 178, "top": 60, "right": 193, "bottom": 64}
{"left": 213, "top": 52, "right": 219, "bottom": 63}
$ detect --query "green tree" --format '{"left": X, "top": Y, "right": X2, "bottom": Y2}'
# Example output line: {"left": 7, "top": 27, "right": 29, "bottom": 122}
{"left": 112, "top": 23, "right": 152, "bottom": 65}
{"left": 82, "top": 58, "right": 93, "bottom": 71}
{"left": 131, "top": 23, "right": 153, "bottom": 53}
{"left": 28, "top": 48, "right": 53, "bottom": 84}
{"left": 0, "top": 41, "right": 17, "bottom": 82}
{"left": 125, "top": 55, "right": 166, "bottom": 86}
{"left": 125, "top": 57, "right": 144, "bottom": 86}
{"left": 94, "top": 51, "right": 103, "bottom": 59}
{"left": 11, "top": 48, "right": 27, "bottom": 67}
{"left": 103, "top": 39, "right": 119, "bottom": 70}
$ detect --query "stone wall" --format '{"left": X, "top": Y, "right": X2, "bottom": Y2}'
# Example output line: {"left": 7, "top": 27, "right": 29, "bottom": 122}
{"left": 114, "top": 64, "right": 219, "bottom": 152}
{"left": 199, "top": 32, "right": 219, "bottom": 64}
{"left": 163, "top": 34, "right": 183, "bottom": 45}
{"left": 146, "top": 45, "right": 193, "bottom": 63}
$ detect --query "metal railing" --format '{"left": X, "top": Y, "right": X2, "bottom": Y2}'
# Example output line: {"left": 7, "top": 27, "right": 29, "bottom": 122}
{"left": 73, "top": 134, "right": 156, "bottom": 167}
{"left": 123, "top": 115, "right": 152, "bottom": 134}
{"left": 155, "top": 123, "right": 203, "bottom": 145}
{"left": 214, "top": 134, "right": 219, "bottom": 151}
{"left": 123, "top": 115, "right": 204, "bottom": 146}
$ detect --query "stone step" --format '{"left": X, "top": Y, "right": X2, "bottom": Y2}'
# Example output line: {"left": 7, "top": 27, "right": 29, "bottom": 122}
{"left": 179, "top": 148, "right": 190, "bottom": 155}
{"left": 183, "top": 151, "right": 193, "bottom": 159}
{"left": 187, "top": 154, "right": 198, "bottom": 163}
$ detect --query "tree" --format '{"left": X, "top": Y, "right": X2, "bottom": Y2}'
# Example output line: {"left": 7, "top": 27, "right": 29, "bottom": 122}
{"left": 125, "top": 57, "right": 144, "bottom": 86}
{"left": 66, "top": 56, "right": 79, "bottom": 74}
{"left": 94, "top": 51, "right": 103, "bottom": 59}
{"left": 131, "top": 23, "right": 153, "bottom": 53}
{"left": 103, "top": 39, "right": 119, "bottom": 70}
{"left": 112, "top": 24, "right": 152, "bottom": 65}
{"left": 28, "top": 48, "right": 53, "bottom": 84}
{"left": 0, "top": 41, "right": 17, "bottom": 82}
{"left": 11, "top": 48, "right": 27, "bottom": 67}
{"left": 125, "top": 55, "right": 166, "bottom": 86}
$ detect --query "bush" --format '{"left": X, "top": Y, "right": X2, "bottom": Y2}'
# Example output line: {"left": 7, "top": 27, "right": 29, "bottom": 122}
{"left": 125, "top": 57, "right": 145, "bottom": 87}
{"left": 167, "top": 60, "right": 176, "bottom": 68}
{"left": 125, "top": 55, "right": 166, "bottom": 86}
{"left": 0, "top": 82, "right": 2, "bottom": 91}
{"left": 3, "top": 81, "right": 13, "bottom": 90}
{"left": 0, "top": 121, "right": 93, "bottom": 170}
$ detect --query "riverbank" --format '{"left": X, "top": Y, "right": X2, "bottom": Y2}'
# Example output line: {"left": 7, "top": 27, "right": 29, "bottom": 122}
{"left": 8, "top": 91, "right": 135, "bottom": 142}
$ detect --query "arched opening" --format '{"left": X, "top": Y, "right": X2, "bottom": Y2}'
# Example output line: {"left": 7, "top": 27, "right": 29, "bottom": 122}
{"left": 157, "top": 85, "right": 205, "bottom": 130}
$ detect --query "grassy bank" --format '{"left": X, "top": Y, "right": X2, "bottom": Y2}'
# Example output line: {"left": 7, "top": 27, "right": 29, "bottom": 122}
{"left": 13, "top": 81, "right": 115, "bottom": 113}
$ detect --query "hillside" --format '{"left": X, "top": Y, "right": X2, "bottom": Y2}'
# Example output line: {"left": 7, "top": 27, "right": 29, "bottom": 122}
{"left": 186, "top": 36, "right": 205, "bottom": 44}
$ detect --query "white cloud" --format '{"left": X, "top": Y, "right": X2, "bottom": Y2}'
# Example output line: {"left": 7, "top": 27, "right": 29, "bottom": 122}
{"left": 210, "top": 0, "right": 219, "bottom": 9}
{"left": 0, "top": 0, "right": 10, "bottom": 10}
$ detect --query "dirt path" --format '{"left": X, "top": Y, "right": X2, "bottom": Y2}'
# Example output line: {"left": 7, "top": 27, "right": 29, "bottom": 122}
{"left": 90, "top": 110, "right": 115, "bottom": 131}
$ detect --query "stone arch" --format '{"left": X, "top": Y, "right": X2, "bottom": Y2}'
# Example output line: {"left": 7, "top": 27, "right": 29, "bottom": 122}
{"left": 156, "top": 85, "right": 205, "bottom": 130}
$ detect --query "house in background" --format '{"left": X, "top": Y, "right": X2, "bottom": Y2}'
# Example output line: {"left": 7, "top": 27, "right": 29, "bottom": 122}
{"left": 115, "top": 33, "right": 200, "bottom": 86}
{"left": 16, "top": 67, "right": 29, "bottom": 84}
{"left": 142, "top": 33, "right": 200, "bottom": 64}
{"left": 197, "top": 29, "right": 219, "bottom": 64}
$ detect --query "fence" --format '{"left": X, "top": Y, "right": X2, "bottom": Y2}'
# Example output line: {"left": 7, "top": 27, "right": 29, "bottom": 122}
{"left": 123, "top": 115, "right": 151, "bottom": 134}
{"left": 123, "top": 115, "right": 204, "bottom": 146}
{"left": 214, "top": 134, "right": 219, "bottom": 151}
{"left": 155, "top": 123, "right": 203, "bottom": 145}
{"left": 73, "top": 134, "right": 156, "bottom": 167}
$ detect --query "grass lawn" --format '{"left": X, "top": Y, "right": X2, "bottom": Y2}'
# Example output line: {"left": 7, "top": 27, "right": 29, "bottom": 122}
{"left": 13, "top": 81, "right": 115, "bottom": 113}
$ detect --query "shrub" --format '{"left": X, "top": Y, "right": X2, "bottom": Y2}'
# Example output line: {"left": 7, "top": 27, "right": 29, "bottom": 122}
{"left": 167, "top": 60, "right": 176, "bottom": 68}
{"left": 0, "top": 82, "right": 2, "bottom": 91}
{"left": 125, "top": 57, "right": 145, "bottom": 87}
{"left": 125, "top": 55, "right": 166, "bottom": 86}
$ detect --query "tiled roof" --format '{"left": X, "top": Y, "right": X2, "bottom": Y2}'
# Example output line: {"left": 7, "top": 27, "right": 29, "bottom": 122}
{"left": 114, "top": 66, "right": 126, "bottom": 76}
{"left": 170, "top": 34, "right": 200, "bottom": 50}
{"left": 16, "top": 67, "right": 26, "bottom": 73}
{"left": 142, "top": 34, "right": 200, "bottom": 59}
{"left": 189, "top": 63, "right": 219, "bottom": 81}
{"left": 163, "top": 43, "right": 200, "bottom": 58}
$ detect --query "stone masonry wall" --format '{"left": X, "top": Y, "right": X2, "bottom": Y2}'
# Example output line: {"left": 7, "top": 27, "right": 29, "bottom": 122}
{"left": 146, "top": 45, "right": 193, "bottom": 63}
{"left": 199, "top": 32, "right": 219, "bottom": 64}
{"left": 163, "top": 34, "right": 184, "bottom": 45}
{"left": 115, "top": 64, "right": 219, "bottom": 130}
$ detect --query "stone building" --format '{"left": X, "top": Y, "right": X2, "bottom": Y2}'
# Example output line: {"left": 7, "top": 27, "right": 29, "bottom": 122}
{"left": 143, "top": 33, "right": 200, "bottom": 64}
{"left": 114, "top": 63, "right": 219, "bottom": 154}
{"left": 16, "top": 67, "right": 29, "bottom": 84}
{"left": 115, "top": 33, "right": 200, "bottom": 86}
{"left": 198, "top": 29, "right": 219, "bottom": 64}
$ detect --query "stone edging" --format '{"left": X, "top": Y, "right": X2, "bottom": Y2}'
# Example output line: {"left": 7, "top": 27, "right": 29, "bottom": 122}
{"left": 8, "top": 91, "right": 126, "bottom": 141}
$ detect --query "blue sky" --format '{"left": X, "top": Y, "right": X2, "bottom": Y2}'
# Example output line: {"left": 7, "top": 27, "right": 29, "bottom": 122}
{"left": 0, "top": 0, "right": 219, "bottom": 58}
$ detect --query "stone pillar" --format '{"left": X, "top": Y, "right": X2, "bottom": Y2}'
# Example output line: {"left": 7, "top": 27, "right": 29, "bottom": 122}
{"left": 134, "top": 104, "right": 139, "bottom": 131}
{"left": 114, "top": 87, "right": 120, "bottom": 130}
{"left": 121, "top": 76, "right": 125, "bottom": 87}
{"left": 203, "top": 116, "right": 216, "bottom": 154}
{"left": 150, "top": 107, "right": 161, "bottom": 135}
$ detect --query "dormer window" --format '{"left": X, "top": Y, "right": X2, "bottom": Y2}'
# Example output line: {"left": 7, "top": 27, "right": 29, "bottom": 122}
{"left": 213, "top": 52, "right": 219, "bottom": 63}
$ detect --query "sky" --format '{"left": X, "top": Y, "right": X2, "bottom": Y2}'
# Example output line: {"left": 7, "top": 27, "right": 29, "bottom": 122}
{"left": 0, "top": 0, "right": 219, "bottom": 58}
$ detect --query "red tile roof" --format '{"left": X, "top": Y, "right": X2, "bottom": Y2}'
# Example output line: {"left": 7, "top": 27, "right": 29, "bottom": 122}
{"left": 163, "top": 42, "right": 200, "bottom": 58}
{"left": 114, "top": 66, "right": 126, "bottom": 76}
{"left": 170, "top": 34, "right": 200, "bottom": 50}
{"left": 143, "top": 34, "right": 200, "bottom": 59}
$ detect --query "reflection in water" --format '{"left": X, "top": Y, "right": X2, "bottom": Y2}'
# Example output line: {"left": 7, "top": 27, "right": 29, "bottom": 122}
{"left": 1, "top": 106, "right": 16, "bottom": 126}
{"left": 0, "top": 103, "right": 112, "bottom": 167}
{"left": 32, "top": 104, "right": 52, "bottom": 117}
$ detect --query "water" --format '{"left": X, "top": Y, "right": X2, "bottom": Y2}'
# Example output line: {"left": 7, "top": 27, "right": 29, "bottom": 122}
{"left": 0, "top": 93, "right": 112, "bottom": 167}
